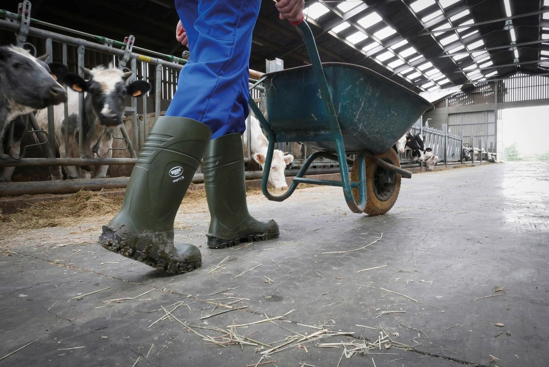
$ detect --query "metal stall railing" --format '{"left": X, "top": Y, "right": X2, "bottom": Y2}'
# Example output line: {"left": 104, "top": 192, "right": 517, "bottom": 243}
{"left": 0, "top": 2, "right": 277, "bottom": 196}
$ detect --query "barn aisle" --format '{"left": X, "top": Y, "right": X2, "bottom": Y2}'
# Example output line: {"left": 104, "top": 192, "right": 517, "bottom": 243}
{"left": 1, "top": 161, "right": 548, "bottom": 367}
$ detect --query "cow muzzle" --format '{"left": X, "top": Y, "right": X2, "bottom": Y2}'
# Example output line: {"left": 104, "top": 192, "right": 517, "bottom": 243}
{"left": 100, "top": 113, "right": 123, "bottom": 127}
{"left": 48, "top": 85, "right": 68, "bottom": 105}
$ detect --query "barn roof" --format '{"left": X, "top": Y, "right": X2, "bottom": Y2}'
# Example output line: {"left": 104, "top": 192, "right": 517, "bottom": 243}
{"left": 2, "top": 0, "right": 548, "bottom": 94}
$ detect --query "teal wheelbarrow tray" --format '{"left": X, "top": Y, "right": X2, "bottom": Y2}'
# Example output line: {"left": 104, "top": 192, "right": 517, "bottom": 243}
{"left": 248, "top": 21, "right": 433, "bottom": 214}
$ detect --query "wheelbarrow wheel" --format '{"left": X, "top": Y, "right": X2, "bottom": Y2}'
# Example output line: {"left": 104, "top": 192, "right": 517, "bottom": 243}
{"left": 351, "top": 149, "right": 401, "bottom": 216}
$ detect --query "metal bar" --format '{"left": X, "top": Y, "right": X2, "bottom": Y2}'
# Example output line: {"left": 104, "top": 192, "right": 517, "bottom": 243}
{"left": 0, "top": 19, "right": 185, "bottom": 70}
{"left": 293, "top": 177, "right": 359, "bottom": 188}
{"left": 0, "top": 158, "right": 138, "bottom": 167}
{"left": 370, "top": 156, "right": 413, "bottom": 179}
{"left": 421, "top": 9, "right": 549, "bottom": 35}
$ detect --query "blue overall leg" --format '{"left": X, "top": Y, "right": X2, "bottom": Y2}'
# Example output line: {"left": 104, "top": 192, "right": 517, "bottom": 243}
{"left": 168, "top": 0, "right": 260, "bottom": 139}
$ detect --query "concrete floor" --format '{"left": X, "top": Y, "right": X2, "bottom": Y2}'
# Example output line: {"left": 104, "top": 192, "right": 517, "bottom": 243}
{"left": 1, "top": 161, "right": 548, "bottom": 367}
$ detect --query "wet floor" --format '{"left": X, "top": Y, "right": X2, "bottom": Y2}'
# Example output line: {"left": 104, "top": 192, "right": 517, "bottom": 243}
{"left": 1, "top": 161, "right": 548, "bottom": 367}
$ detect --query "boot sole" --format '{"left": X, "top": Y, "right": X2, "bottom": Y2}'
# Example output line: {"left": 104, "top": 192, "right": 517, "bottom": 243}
{"left": 207, "top": 231, "right": 280, "bottom": 250}
{"left": 99, "top": 230, "right": 201, "bottom": 275}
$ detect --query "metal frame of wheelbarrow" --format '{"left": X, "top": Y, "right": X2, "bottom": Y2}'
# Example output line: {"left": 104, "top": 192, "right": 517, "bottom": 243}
{"left": 248, "top": 21, "right": 413, "bottom": 214}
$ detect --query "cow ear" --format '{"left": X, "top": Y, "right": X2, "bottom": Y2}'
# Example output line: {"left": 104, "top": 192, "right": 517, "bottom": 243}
{"left": 37, "top": 53, "right": 49, "bottom": 61}
{"left": 81, "top": 67, "right": 93, "bottom": 80}
{"left": 63, "top": 73, "right": 88, "bottom": 92}
{"left": 122, "top": 71, "right": 133, "bottom": 81}
{"left": 127, "top": 80, "right": 151, "bottom": 98}
{"left": 253, "top": 153, "right": 265, "bottom": 165}
{"left": 284, "top": 154, "right": 294, "bottom": 165}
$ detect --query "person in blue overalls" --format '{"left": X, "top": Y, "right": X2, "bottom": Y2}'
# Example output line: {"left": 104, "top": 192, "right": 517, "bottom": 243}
{"left": 99, "top": 0, "right": 305, "bottom": 275}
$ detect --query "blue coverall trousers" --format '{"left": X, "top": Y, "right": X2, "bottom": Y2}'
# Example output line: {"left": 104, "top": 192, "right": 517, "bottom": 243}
{"left": 166, "top": 0, "right": 261, "bottom": 139}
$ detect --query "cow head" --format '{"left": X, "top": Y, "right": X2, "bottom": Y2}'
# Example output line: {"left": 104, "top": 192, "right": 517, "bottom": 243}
{"left": 253, "top": 150, "right": 294, "bottom": 190}
{"left": 0, "top": 46, "right": 68, "bottom": 119}
{"left": 394, "top": 134, "right": 406, "bottom": 153}
{"left": 63, "top": 65, "right": 151, "bottom": 127}
{"left": 405, "top": 133, "right": 422, "bottom": 151}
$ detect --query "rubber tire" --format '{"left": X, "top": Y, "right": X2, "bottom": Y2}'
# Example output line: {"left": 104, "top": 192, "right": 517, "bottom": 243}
{"left": 351, "top": 149, "right": 401, "bottom": 216}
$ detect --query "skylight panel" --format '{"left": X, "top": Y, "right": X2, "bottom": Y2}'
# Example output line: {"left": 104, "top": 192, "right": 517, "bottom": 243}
{"left": 331, "top": 22, "right": 351, "bottom": 34}
{"left": 428, "top": 85, "right": 440, "bottom": 91}
{"left": 421, "top": 81, "right": 435, "bottom": 88}
{"left": 503, "top": 0, "right": 512, "bottom": 17}
{"left": 304, "top": 3, "right": 330, "bottom": 20}
{"left": 362, "top": 41, "right": 380, "bottom": 52}
{"left": 399, "top": 47, "right": 417, "bottom": 58}
{"left": 457, "top": 19, "right": 474, "bottom": 32}
{"left": 514, "top": 49, "right": 519, "bottom": 58}
{"left": 357, "top": 12, "right": 382, "bottom": 29}
{"left": 468, "top": 73, "right": 484, "bottom": 81}
{"left": 463, "top": 64, "right": 477, "bottom": 71}
{"left": 422, "top": 10, "right": 443, "bottom": 23}
{"left": 466, "top": 40, "right": 484, "bottom": 50}
{"left": 543, "top": 33, "right": 549, "bottom": 39}
{"left": 376, "top": 51, "right": 394, "bottom": 62}
{"left": 409, "top": 55, "right": 423, "bottom": 63}
{"left": 390, "top": 39, "right": 409, "bottom": 50}
{"left": 410, "top": 0, "right": 435, "bottom": 13}
{"left": 486, "top": 71, "right": 498, "bottom": 77}
{"left": 452, "top": 53, "right": 469, "bottom": 61}
{"left": 544, "top": 12, "right": 549, "bottom": 20}
{"left": 462, "top": 30, "right": 479, "bottom": 39}
{"left": 448, "top": 45, "right": 465, "bottom": 53}
{"left": 542, "top": 51, "right": 549, "bottom": 56}
{"left": 346, "top": 31, "right": 368, "bottom": 44}
{"left": 374, "top": 26, "right": 396, "bottom": 40}
{"left": 510, "top": 28, "right": 517, "bottom": 42}
{"left": 417, "top": 62, "right": 433, "bottom": 71}
{"left": 432, "top": 73, "right": 446, "bottom": 80}
{"left": 440, "top": 34, "right": 459, "bottom": 46}
{"left": 425, "top": 68, "right": 440, "bottom": 76}
{"left": 439, "top": 0, "right": 460, "bottom": 8}
{"left": 472, "top": 51, "right": 488, "bottom": 59}
{"left": 337, "top": 0, "right": 362, "bottom": 13}
{"left": 479, "top": 61, "right": 493, "bottom": 68}
{"left": 407, "top": 71, "right": 422, "bottom": 80}
{"left": 388, "top": 59, "right": 405, "bottom": 68}
{"left": 450, "top": 10, "right": 470, "bottom": 22}
{"left": 400, "top": 67, "right": 415, "bottom": 75}
{"left": 475, "top": 55, "right": 490, "bottom": 63}
{"left": 439, "top": 78, "right": 452, "bottom": 85}
{"left": 432, "top": 22, "right": 451, "bottom": 34}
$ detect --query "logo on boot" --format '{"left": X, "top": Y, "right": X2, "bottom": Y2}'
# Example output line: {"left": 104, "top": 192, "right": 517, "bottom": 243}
{"left": 169, "top": 166, "right": 184, "bottom": 183}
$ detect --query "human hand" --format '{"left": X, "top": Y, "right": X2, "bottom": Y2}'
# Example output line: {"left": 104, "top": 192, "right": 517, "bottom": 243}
{"left": 275, "top": 0, "right": 305, "bottom": 24}
{"left": 175, "top": 20, "right": 188, "bottom": 47}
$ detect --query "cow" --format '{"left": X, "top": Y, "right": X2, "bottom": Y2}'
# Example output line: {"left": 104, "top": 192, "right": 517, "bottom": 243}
{"left": 423, "top": 147, "right": 438, "bottom": 171}
{"left": 462, "top": 147, "right": 472, "bottom": 161}
{"left": 393, "top": 134, "right": 406, "bottom": 154}
{"left": 404, "top": 132, "right": 425, "bottom": 162}
{"left": 0, "top": 45, "right": 70, "bottom": 181}
{"left": 242, "top": 114, "right": 294, "bottom": 190}
{"left": 35, "top": 64, "right": 151, "bottom": 180}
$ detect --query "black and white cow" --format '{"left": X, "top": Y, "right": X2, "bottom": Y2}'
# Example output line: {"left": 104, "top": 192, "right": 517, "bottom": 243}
{"left": 0, "top": 45, "right": 70, "bottom": 181}
{"left": 35, "top": 64, "right": 151, "bottom": 180}
{"left": 405, "top": 132, "right": 426, "bottom": 162}
{"left": 423, "top": 147, "right": 438, "bottom": 170}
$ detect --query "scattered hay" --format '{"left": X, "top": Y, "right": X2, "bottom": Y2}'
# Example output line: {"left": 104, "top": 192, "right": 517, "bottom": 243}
{"left": 0, "top": 190, "right": 123, "bottom": 233}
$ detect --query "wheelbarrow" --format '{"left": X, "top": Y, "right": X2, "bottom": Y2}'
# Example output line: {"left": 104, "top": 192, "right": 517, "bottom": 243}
{"left": 248, "top": 20, "right": 433, "bottom": 214}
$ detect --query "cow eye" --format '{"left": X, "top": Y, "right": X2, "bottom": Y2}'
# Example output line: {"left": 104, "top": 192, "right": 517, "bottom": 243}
{"left": 13, "top": 62, "right": 23, "bottom": 69}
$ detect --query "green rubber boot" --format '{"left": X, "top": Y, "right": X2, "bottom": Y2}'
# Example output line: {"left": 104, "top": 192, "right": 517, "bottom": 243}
{"left": 99, "top": 117, "right": 212, "bottom": 274}
{"left": 202, "top": 133, "right": 279, "bottom": 249}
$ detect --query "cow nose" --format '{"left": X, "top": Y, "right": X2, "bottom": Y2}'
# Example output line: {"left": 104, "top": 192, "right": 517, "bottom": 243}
{"left": 49, "top": 85, "right": 67, "bottom": 104}
{"left": 276, "top": 184, "right": 288, "bottom": 190}
{"left": 101, "top": 113, "right": 122, "bottom": 126}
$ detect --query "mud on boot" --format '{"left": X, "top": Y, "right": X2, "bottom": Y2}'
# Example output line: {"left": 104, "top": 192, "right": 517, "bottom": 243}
{"left": 99, "top": 224, "right": 202, "bottom": 274}
{"left": 98, "top": 116, "right": 211, "bottom": 274}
